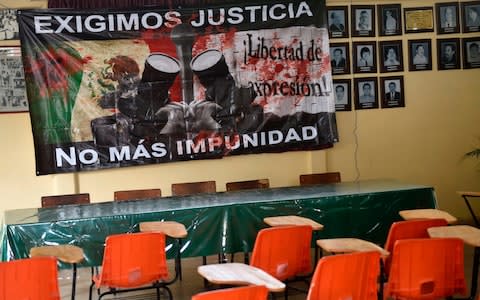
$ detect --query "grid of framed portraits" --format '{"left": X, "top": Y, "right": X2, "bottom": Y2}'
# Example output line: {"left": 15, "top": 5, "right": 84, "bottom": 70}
{"left": 327, "top": 1, "right": 480, "bottom": 112}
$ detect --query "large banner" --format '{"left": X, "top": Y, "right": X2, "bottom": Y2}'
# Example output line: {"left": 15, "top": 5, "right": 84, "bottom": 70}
{"left": 18, "top": 0, "right": 338, "bottom": 175}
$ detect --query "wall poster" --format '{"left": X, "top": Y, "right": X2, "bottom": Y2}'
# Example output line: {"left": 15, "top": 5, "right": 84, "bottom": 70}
{"left": 17, "top": 0, "right": 338, "bottom": 175}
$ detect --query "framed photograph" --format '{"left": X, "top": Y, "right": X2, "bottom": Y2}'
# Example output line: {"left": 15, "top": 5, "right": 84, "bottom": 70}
{"left": 437, "top": 38, "right": 461, "bottom": 70}
{"left": 461, "top": 1, "right": 480, "bottom": 33}
{"left": 354, "top": 77, "right": 378, "bottom": 110}
{"left": 0, "top": 9, "right": 19, "bottom": 40}
{"left": 333, "top": 79, "right": 351, "bottom": 111}
{"left": 353, "top": 41, "right": 377, "bottom": 73}
{"left": 436, "top": 2, "right": 460, "bottom": 34}
{"left": 379, "top": 40, "right": 404, "bottom": 73}
{"left": 404, "top": 7, "right": 434, "bottom": 33}
{"left": 408, "top": 39, "right": 432, "bottom": 71}
{"left": 0, "top": 47, "right": 28, "bottom": 113}
{"left": 351, "top": 5, "right": 376, "bottom": 37}
{"left": 463, "top": 37, "right": 480, "bottom": 69}
{"left": 327, "top": 6, "right": 349, "bottom": 38}
{"left": 330, "top": 42, "right": 350, "bottom": 75}
{"left": 378, "top": 4, "right": 402, "bottom": 36}
{"left": 380, "top": 76, "right": 405, "bottom": 109}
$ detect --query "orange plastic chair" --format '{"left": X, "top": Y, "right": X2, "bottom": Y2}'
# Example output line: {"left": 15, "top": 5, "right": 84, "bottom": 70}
{"left": 0, "top": 256, "right": 60, "bottom": 300}
{"left": 383, "top": 218, "right": 448, "bottom": 275}
{"left": 192, "top": 285, "right": 269, "bottom": 300}
{"left": 250, "top": 225, "right": 312, "bottom": 299}
{"left": 385, "top": 238, "right": 466, "bottom": 300}
{"left": 306, "top": 251, "right": 380, "bottom": 300}
{"left": 89, "top": 232, "right": 173, "bottom": 300}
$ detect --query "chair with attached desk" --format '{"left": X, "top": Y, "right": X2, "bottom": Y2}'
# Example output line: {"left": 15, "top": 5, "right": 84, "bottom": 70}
{"left": 89, "top": 232, "right": 176, "bottom": 300}
{"left": 192, "top": 285, "right": 269, "bottom": 300}
{"left": 35, "top": 193, "right": 89, "bottom": 300}
{"left": 226, "top": 179, "right": 270, "bottom": 191}
{"left": 383, "top": 218, "right": 448, "bottom": 276}
{"left": 114, "top": 188, "right": 162, "bottom": 201}
{"left": 0, "top": 256, "right": 61, "bottom": 300}
{"left": 384, "top": 238, "right": 466, "bottom": 300}
{"left": 198, "top": 225, "right": 311, "bottom": 299}
{"left": 306, "top": 251, "right": 380, "bottom": 300}
{"left": 299, "top": 172, "right": 341, "bottom": 185}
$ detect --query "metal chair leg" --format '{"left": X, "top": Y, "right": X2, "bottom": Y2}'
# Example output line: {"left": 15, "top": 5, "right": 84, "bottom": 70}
{"left": 71, "top": 263, "right": 77, "bottom": 300}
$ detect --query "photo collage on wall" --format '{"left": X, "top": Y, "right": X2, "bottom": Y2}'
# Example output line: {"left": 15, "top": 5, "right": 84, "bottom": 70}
{"left": 327, "top": 1, "right": 480, "bottom": 112}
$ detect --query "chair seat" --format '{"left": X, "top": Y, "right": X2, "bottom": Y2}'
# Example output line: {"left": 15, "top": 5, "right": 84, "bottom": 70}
{"left": 197, "top": 263, "right": 286, "bottom": 292}
{"left": 316, "top": 238, "right": 389, "bottom": 257}
{"left": 263, "top": 215, "right": 324, "bottom": 231}
{"left": 139, "top": 221, "right": 188, "bottom": 238}
{"left": 30, "top": 245, "right": 85, "bottom": 264}
{"left": 399, "top": 208, "right": 457, "bottom": 224}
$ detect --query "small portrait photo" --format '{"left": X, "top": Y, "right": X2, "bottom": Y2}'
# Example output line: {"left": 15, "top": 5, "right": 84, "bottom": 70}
{"left": 0, "top": 9, "right": 19, "bottom": 40}
{"left": 353, "top": 41, "right": 377, "bottom": 73}
{"left": 379, "top": 40, "right": 404, "bottom": 73}
{"left": 352, "top": 5, "right": 376, "bottom": 37}
{"left": 329, "top": 42, "right": 350, "bottom": 75}
{"left": 437, "top": 38, "right": 461, "bottom": 70}
{"left": 436, "top": 2, "right": 460, "bottom": 34}
{"left": 463, "top": 38, "right": 480, "bottom": 69}
{"left": 327, "top": 6, "right": 349, "bottom": 38}
{"left": 333, "top": 79, "right": 351, "bottom": 111}
{"left": 354, "top": 77, "right": 379, "bottom": 110}
{"left": 378, "top": 4, "right": 402, "bottom": 36}
{"left": 408, "top": 39, "right": 432, "bottom": 71}
{"left": 461, "top": 1, "right": 480, "bottom": 33}
{"left": 380, "top": 76, "right": 405, "bottom": 109}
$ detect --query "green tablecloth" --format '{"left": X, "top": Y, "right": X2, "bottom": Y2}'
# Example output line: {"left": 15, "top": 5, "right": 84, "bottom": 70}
{"left": 1, "top": 179, "right": 436, "bottom": 267}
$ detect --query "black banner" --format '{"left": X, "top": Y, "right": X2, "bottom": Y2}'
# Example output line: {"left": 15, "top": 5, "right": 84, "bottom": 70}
{"left": 18, "top": 0, "right": 338, "bottom": 175}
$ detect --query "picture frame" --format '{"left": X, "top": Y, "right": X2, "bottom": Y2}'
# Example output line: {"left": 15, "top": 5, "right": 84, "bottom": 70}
{"left": 327, "top": 6, "right": 349, "bottom": 38}
{"left": 351, "top": 5, "right": 376, "bottom": 37}
{"left": 380, "top": 76, "right": 405, "bottom": 109}
{"left": 462, "top": 37, "right": 480, "bottom": 69}
{"left": 379, "top": 40, "right": 404, "bottom": 73}
{"left": 436, "top": 2, "right": 460, "bottom": 34}
{"left": 0, "top": 47, "right": 28, "bottom": 113}
{"left": 329, "top": 42, "right": 350, "bottom": 75}
{"left": 333, "top": 79, "right": 351, "bottom": 111}
{"left": 353, "top": 41, "right": 377, "bottom": 74}
{"left": 461, "top": 1, "right": 480, "bottom": 33}
{"left": 354, "top": 77, "right": 379, "bottom": 110}
{"left": 437, "top": 38, "right": 461, "bottom": 70}
{"left": 408, "top": 39, "right": 432, "bottom": 71}
{"left": 378, "top": 4, "right": 402, "bottom": 36}
{"left": 0, "top": 9, "right": 19, "bottom": 41}
{"left": 404, "top": 7, "right": 435, "bottom": 33}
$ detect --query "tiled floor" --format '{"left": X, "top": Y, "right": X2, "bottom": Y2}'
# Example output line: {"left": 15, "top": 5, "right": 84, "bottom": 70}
{"left": 60, "top": 247, "right": 477, "bottom": 300}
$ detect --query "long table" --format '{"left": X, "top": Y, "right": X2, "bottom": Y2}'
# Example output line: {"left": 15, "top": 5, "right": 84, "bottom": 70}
{"left": 1, "top": 179, "right": 436, "bottom": 267}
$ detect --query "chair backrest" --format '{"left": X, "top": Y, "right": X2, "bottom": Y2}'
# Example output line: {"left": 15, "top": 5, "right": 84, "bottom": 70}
{"left": 192, "top": 285, "right": 269, "bottom": 300}
{"left": 171, "top": 181, "right": 216, "bottom": 196}
{"left": 226, "top": 179, "right": 270, "bottom": 191}
{"left": 387, "top": 238, "right": 466, "bottom": 299}
{"left": 0, "top": 256, "right": 60, "bottom": 300}
{"left": 41, "top": 193, "right": 90, "bottom": 208}
{"left": 97, "top": 232, "right": 169, "bottom": 288}
{"left": 250, "top": 225, "right": 312, "bottom": 281}
{"left": 299, "top": 172, "right": 341, "bottom": 186}
{"left": 306, "top": 251, "right": 380, "bottom": 300}
{"left": 114, "top": 188, "right": 162, "bottom": 201}
{"left": 383, "top": 218, "right": 448, "bottom": 274}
